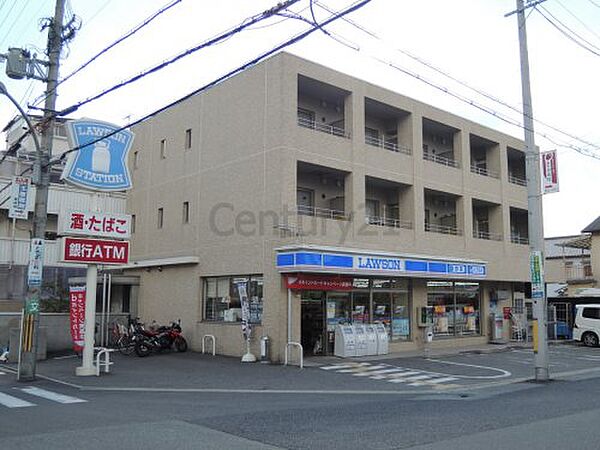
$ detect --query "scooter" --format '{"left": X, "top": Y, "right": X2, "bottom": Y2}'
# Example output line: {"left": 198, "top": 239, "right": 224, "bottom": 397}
{"left": 134, "top": 320, "right": 188, "bottom": 357}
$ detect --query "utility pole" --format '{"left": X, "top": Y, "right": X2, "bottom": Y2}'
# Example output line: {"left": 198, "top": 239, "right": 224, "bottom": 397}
{"left": 514, "top": 0, "right": 549, "bottom": 382}
{"left": 18, "top": 0, "right": 66, "bottom": 381}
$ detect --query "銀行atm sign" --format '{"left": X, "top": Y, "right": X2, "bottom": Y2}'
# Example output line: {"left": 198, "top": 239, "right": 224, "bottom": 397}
{"left": 61, "top": 237, "right": 129, "bottom": 265}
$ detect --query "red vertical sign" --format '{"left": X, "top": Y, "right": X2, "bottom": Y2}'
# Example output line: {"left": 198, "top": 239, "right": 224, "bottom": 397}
{"left": 69, "top": 286, "right": 86, "bottom": 351}
{"left": 542, "top": 150, "right": 559, "bottom": 194}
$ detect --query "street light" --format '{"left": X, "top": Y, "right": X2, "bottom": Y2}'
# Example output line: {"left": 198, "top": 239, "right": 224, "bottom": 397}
{"left": 0, "top": 80, "right": 45, "bottom": 380}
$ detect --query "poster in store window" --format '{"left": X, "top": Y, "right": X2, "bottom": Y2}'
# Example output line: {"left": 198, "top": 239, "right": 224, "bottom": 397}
{"left": 392, "top": 318, "right": 410, "bottom": 336}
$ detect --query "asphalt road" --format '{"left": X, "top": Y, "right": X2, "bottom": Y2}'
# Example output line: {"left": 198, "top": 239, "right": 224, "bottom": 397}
{"left": 2, "top": 343, "right": 600, "bottom": 449}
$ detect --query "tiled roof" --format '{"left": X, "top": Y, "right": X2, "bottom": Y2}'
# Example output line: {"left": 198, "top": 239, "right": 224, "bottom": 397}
{"left": 545, "top": 235, "right": 591, "bottom": 258}
{"left": 582, "top": 216, "right": 600, "bottom": 233}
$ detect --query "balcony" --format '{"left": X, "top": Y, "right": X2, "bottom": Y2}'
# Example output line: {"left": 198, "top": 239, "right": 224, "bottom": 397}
{"left": 473, "top": 230, "right": 503, "bottom": 241}
{"left": 297, "top": 115, "right": 347, "bottom": 138}
{"left": 508, "top": 173, "right": 527, "bottom": 186}
{"left": 470, "top": 134, "right": 500, "bottom": 179}
{"left": 0, "top": 237, "right": 80, "bottom": 267}
{"left": 425, "top": 222, "right": 462, "bottom": 236}
{"left": 565, "top": 264, "right": 594, "bottom": 283}
{"left": 471, "top": 164, "right": 500, "bottom": 179}
{"left": 510, "top": 234, "right": 529, "bottom": 245}
{"left": 424, "top": 151, "right": 459, "bottom": 168}
{"left": 510, "top": 207, "right": 528, "bottom": 245}
{"left": 297, "top": 205, "right": 349, "bottom": 221}
{"left": 472, "top": 199, "right": 502, "bottom": 241}
{"left": 364, "top": 134, "right": 411, "bottom": 155}
{"left": 366, "top": 215, "right": 412, "bottom": 229}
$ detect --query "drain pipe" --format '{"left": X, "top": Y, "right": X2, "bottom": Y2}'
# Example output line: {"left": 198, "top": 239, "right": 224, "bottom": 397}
{"left": 287, "top": 288, "right": 292, "bottom": 343}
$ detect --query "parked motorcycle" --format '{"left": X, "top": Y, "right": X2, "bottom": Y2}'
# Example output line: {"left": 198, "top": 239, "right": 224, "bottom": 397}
{"left": 134, "top": 320, "right": 188, "bottom": 357}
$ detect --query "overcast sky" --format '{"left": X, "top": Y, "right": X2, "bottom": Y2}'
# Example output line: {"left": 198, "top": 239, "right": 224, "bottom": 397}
{"left": 1, "top": 0, "right": 599, "bottom": 237}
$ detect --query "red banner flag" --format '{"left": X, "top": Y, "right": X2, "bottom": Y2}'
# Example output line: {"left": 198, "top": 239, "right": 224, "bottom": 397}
{"left": 69, "top": 286, "right": 86, "bottom": 352}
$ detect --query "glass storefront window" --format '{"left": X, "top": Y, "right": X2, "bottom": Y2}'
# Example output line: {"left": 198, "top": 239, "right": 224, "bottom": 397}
{"left": 204, "top": 275, "right": 263, "bottom": 324}
{"left": 427, "top": 281, "right": 480, "bottom": 337}
{"left": 373, "top": 292, "right": 392, "bottom": 334}
{"left": 352, "top": 292, "right": 370, "bottom": 323}
{"left": 391, "top": 292, "right": 410, "bottom": 341}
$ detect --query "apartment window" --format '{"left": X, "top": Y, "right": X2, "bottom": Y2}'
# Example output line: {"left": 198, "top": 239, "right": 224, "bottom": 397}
{"left": 160, "top": 139, "right": 166, "bottom": 159}
{"left": 185, "top": 129, "right": 192, "bottom": 149}
{"left": 157, "top": 208, "right": 163, "bottom": 229}
{"left": 131, "top": 214, "right": 136, "bottom": 233}
{"left": 204, "top": 275, "right": 263, "bottom": 323}
{"left": 133, "top": 151, "right": 139, "bottom": 169}
{"left": 183, "top": 201, "right": 190, "bottom": 224}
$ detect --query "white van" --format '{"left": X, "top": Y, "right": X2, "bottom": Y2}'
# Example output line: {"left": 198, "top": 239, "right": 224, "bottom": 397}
{"left": 573, "top": 304, "right": 600, "bottom": 347}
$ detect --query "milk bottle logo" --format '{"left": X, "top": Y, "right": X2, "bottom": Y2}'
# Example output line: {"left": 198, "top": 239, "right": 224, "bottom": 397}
{"left": 91, "top": 140, "right": 111, "bottom": 174}
{"left": 62, "top": 119, "right": 135, "bottom": 192}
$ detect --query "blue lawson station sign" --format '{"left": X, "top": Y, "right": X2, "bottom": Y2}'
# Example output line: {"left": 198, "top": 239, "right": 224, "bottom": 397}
{"left": 276, "top": 248, "right": 487, "bottom": 279}
{"left": 62, "top": 119, "right": 135, "bottom": 192}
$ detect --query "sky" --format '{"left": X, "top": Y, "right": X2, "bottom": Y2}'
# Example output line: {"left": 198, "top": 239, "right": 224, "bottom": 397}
{"left": 0, "top": 0, "right": 599, "bottom": 238}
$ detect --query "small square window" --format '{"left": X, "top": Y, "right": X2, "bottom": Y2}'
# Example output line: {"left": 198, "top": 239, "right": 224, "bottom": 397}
{"left": 183, "top": 201, "right": 189, "bottom": 224}
{"left": 185, "top": 129, "right": 192, "bottom": 149}
{"left": 157, "top": 207, "right": 164, "bottom": 229}
{"left": 133, "top": 151, "right": 139, "bottom": 169}
{"left": 131, "top": 214, "right": 136, "bottom": 233}
{"left": 160, "top": 139, "right": 166, "bottom": 159}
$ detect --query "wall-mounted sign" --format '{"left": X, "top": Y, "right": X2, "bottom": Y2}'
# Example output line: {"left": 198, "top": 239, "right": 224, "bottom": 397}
{"left": 61, "top": 237, "right": 129, "bottom": 265}
{"left": 277, "top": 249, "right": 487, "bottom": 279}
{"left": 8, "top": 176, "right": 30, "bottom": 219}
{"left": 60, "top": 210, "right": 131, "bottom": 239}
{"left": 285, "top": 274, "right": 353, "bottom": 291}
{"left": 27, "top": 238, "right": 44, "bottom": 286}
{"left": 62, "top": 119, "right": 135, "bottom": 192}
{"left": 541, "top": 150, "right": 559, "bottom": 194}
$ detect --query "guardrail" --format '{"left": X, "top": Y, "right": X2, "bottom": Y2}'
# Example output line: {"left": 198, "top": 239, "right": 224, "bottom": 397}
{"left": 365, "top": 215, "right": 413, "bottom": 229}
{"left": 297, "top": 205, "right": 349, "bottom": 221}
{"left": 423, "top": 151, "right": 459, "bottom": 168}
{"left": 297, "top": 116, "right": 347, "bottom": 138}
{"left": 470, "top": 165, "right": 500, "bottom": 179}
{"left": 284, "top": 341, "right": 303, "bottom": 369}
{"left": 510, "top": 235, "right": 529, "bottom": 245}
{"left": 364, "top": 135, "right": 412, "bottom": 155}
{"left": 425, "top": 223, "right": 462, "bottom": 236}
{"left": 202, "top": 334, "right": 216, "bottom": 356}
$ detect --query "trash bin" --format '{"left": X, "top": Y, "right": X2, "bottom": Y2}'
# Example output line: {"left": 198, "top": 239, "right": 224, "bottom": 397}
{"left": 424, "top": 326, "right": 433, "bottom": 343}
{"left": 260, "top": 335, "right": 271, "bottom": 364}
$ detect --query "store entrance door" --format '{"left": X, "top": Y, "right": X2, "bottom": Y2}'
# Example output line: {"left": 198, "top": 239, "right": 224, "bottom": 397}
{"left": 301, "top": 291, "right": 351, "bottom": 356}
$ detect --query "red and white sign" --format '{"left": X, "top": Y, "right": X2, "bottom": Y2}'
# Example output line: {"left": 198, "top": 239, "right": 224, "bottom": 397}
{"left": 60, "top": 210, "right": 131, "bottom": 239}
{"left": 61, "top": 237, "right": 129, "bottom": 264}
{"left": 541, "top": 150, "right": 559, "bottom": 194}
{"left": 285, "top": 274, "right": 353, "bottom": 291}
{"left": 69, "top": 286, "right": 86, "bottom": 351}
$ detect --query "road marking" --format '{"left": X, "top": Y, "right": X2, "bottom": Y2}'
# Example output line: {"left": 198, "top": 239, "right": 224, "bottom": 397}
{"left": 426, "top": 359, "right": 511, "bottom": 379}
{"left": 0, "top": 392, "right": 35, "bottom": 408}
{"left": 424, "top": 377, "right": 458, "bottom": 384}
{"left": 340, "top": 364, "right": 388, "bottom": 373}
{"left": 18, "top": 387, "right": 87, "bottom": 404}
{"left": 384, "top": 371, "right": 421, "bottom": 379}
{"left": 320, "top": 363, "right": 363, "bottom": 371}
{"left": 0, "top": 371, "right": 5, "bottom": 375}
{"left": 354, "top": 368, "right": 406, "bottom": 377}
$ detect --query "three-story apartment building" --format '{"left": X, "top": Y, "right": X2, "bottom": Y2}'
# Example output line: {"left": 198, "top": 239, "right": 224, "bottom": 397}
{"left": 125, "top": 53, "right": 531, "bottom": 361}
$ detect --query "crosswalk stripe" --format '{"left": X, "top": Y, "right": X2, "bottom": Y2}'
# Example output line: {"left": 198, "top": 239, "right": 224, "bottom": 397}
{"left": 355, "top": 368, "right": 406, "bottom": 377}
{"left": 18, "top": 387, "right": 87, "bottom": 404}
{"left": 341, "top": 364, "right": 388, "bottom": 374}
{"left": 0, "top": 371, "right": 5, "bottom": 375}
{"left": 0, "top": 392, "right": 35, "bottom": 408}
{"left": 389, "top": 374, "right": 433, "bottom": 384}
{"left": 320, "top": 363, "right": 368, "bottom": 371}
{"left": 385, "top": 371, "right": 421, "bottom": 378}
{"left": 425, "top": 377, "right": 459, "bottom": 384}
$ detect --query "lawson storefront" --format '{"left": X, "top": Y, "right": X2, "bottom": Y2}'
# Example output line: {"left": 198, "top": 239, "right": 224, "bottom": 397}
{"left": 276, "top": 245, "right": 491, "bottom": 356}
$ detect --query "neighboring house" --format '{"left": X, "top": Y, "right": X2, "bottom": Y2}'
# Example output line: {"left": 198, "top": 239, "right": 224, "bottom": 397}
{"left": 124, "top": 52, "right": 534, "bottom": 361}
{"left": 0, "top": 115, "right": 132, "bottom": 315}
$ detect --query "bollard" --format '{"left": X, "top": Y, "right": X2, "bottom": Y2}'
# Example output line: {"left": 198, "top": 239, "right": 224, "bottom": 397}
{"left": 260, "top": 335, "right": 271, "bottom": 364}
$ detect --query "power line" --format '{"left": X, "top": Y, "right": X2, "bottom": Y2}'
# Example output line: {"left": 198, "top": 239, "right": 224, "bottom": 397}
{"left": 32, "top": 0, "right": 182, "bottom": 108}
{"left": 555, "top": 0, "right": 600, "bottom": 44}
{"left": 54, "top": 0, "right": 372, "bottom": 164}
{"left": 588, "top": 0, "right": 600, "bottom": 9}
{"left": 54, "top": 0, "right": 304, "bottom": 116}
{"left": 535, "top": 4, "right": 600, "bottom": 57}
{"left": 0, "top": 0, "right": 30, "bottom": 50}
{"left": 314, "top": 0, "right": 600, "bottom": 159}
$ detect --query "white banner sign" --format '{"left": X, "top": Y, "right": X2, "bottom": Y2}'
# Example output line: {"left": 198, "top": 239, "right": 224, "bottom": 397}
{"left": 541, "top": 150, "right": 559, "bottom": 194}
{"left": 8, "top": 176, "right": 31, "bottom": 219}
{"left": 27, "top": 238, "right": 45, "bottom": 287}
{"left": 59, "top": 210, "right": 132, "bottom": 239}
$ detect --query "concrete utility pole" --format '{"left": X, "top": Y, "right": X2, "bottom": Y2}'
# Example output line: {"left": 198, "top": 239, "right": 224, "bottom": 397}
{"left": 515, "top": 0, "right": 549, "bottom": 382}
{"left": 18, "top": 0, "right": 66, "bottom": 381}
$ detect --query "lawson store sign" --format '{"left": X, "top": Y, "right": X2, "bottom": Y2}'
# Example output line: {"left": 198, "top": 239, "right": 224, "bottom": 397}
{"left": 276, "top": 248, "right": 486, "bottom": 278}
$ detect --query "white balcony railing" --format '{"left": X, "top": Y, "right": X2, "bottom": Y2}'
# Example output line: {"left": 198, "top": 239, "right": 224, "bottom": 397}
{"left": 565, "top": 265, "right": 594, "bottom": 282}
{"left": 473, "top": 230, "right": 503, "bottom": 241}
{"left": 0, "top": 237, "right": 81, "bottom": 267}
{"left": 297, "top": 116, "right": 348, "bottom": 138}
{"left": 423, "top": 151, "right": 459, "bottom": 168}
{"left": 470, "top": 164, "right": 500, "bottom": 179}
{"left": 365, "top": 215, "right": 413, "bottom": 229}
{"left": 510, "top": 234, "right": 529, "bottom": 245}
{"left": 364, "top": 135, "right": 412, "bottom": 155}
{"left": 508, "top": 174, "right": 527, "bottom": 186}
{"left": 425, "top": 223, "right": 462, "bottom": 236}
{"left": 297, "top": 205, "right": 349, "bottom": 221}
